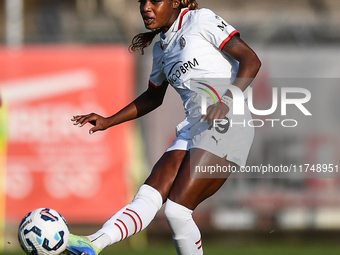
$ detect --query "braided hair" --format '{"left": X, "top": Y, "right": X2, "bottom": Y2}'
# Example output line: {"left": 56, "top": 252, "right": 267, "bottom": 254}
{"left": 129, "top": 0, "right": 198, "bottom": 55}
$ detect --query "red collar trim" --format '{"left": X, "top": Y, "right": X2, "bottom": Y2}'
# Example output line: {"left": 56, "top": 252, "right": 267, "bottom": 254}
{"left": 160, "top": 9, "right": 189, "bottom": 50}
{"left": 178, "top": 9, "right": 190, "bottom": 30}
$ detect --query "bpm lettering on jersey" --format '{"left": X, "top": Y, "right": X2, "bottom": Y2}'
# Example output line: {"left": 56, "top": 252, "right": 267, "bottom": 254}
{"left": 167, "top": 58, "right": 199, "bottom": 85}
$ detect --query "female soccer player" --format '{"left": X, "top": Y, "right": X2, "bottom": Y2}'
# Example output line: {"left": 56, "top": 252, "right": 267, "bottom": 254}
{"left": 65, "top": 0, "right": 261, "bottom": 255}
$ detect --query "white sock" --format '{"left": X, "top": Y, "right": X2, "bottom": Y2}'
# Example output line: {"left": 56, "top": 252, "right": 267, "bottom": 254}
{"left": 164, "top": 199, "right": 203, "bottom": 255}
{"left": 86, "top": 184, "right": 163, "bottom": 250}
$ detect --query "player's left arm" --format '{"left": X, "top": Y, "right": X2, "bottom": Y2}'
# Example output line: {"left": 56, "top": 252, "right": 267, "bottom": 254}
{"left": 222, "top": 34, "right": 261, "bottom": 93}
{"left": 201, "top": 34, "right": 261, "bottom": 124}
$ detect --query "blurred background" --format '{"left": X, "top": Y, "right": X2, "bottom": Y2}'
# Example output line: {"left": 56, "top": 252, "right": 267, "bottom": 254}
{"left": 0, "top": 0, "right": 340, "bottom": 254}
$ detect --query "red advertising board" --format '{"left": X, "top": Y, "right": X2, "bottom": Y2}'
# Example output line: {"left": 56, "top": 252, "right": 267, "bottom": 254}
{"left": 0, "top": 45, "right": 135, "bottom": 223}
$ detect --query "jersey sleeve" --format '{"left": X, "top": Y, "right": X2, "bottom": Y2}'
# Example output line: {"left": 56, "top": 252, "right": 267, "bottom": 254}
{"left": 149, "top": 41, "right": 167, "bottom": 88}
{"left": 197, "top": 8, "right": 239, "bottom": 51}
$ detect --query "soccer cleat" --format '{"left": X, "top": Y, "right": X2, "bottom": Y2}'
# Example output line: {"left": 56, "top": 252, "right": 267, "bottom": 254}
{"left": 63, "top": 234, "right": 101, "bottom": 255}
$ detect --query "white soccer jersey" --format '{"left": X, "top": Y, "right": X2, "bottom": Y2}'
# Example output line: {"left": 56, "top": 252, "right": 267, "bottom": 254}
{"left": 149, "top": 8, "right": 240, "bottom": 118}
{"left": 149, "top": 8, "right": 254, "bottom": 165}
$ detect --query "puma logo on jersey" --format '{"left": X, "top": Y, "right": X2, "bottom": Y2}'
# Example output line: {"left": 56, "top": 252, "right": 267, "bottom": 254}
{"left": 211, "top": 135, "right": 222, "bottom": 145}
{"left": 217, "top": 20, "right": 228, "bottom": 31}
{"left": 167, "top": 58, "right": 199, "bottom": 85}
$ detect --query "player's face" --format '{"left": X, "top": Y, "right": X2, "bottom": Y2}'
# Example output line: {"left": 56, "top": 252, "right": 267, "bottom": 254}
{"left": 139, "top": 0, "right": 180, "bottom": 33}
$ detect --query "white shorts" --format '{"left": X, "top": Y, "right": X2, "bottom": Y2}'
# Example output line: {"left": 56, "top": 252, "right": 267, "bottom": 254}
{"left": 166, "top": 102, "right": 254, "bottom": 167}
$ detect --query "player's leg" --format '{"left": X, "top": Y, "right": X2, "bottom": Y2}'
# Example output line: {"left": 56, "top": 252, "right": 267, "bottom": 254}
{"left": 169, "top": 148, "right": 232, "bottom": 209}
{"left": 164, "top": 148, "right": 233, "bottom": 255}
{"left": 92, "top": 150, "right": 188, "bottom": 246}
{"left": 65, "top": 150, "right": 187, "bottom": 255}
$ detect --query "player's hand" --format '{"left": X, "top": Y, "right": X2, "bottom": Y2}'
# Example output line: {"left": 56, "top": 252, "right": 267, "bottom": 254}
{"left": 200, "top": 103, "right": 229, "bottom": 126}
{"left": 71, "top": 113, "right": 109, "bottom": 134}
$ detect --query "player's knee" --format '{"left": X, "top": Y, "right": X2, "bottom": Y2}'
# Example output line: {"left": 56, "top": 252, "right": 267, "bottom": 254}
{"left": 164, "top": 199, "right": 193, "bottom": 222}
{"left": 133, "top": 184, "right": 163, "bottom": 211}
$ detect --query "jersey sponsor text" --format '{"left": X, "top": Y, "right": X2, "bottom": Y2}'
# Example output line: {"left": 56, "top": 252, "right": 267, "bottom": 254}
{"left": 167, "top": 58, "right": 199, "bottom": 85}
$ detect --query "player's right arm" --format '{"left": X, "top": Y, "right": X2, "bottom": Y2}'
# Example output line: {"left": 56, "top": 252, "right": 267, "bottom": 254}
{"left": 71, "top": 80, "right": 168, "bottom": 134}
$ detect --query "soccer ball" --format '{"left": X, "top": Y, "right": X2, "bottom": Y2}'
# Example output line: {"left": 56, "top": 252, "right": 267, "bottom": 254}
{"left": 18, "top": 208, "right": 70, "bottom": 255}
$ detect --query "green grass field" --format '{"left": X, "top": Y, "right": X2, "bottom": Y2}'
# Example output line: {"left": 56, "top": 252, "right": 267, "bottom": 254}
{"left": 2, "top": 241, "right": 340, "bottom": 255}
{"left": 5, "top": 225, "right": 340, "bottom": 255}
{"left": 102, "top": 243, "right": 340, "bottom": 255}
